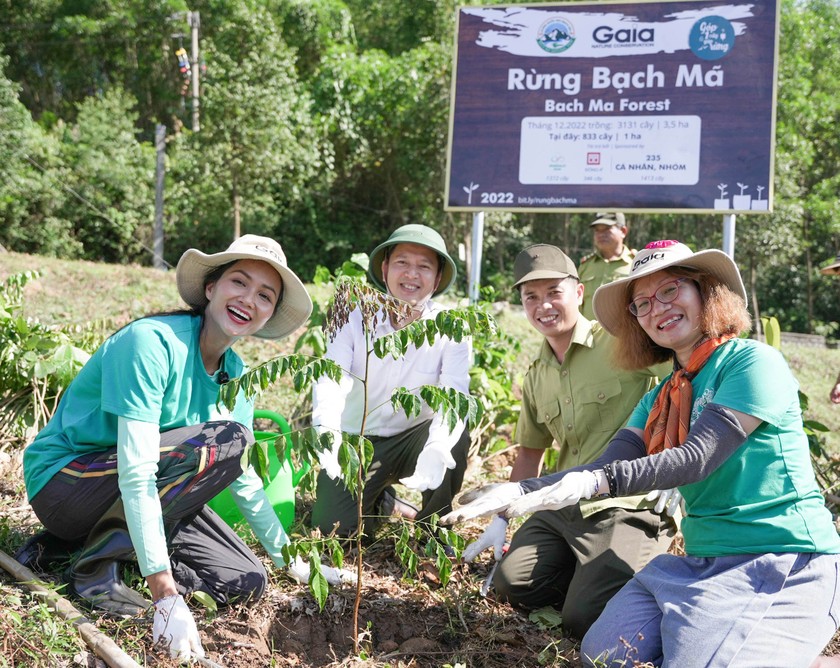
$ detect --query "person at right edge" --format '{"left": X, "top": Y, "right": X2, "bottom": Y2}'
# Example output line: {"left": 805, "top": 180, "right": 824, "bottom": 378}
{"left": 444, "top": 240, "right": 840, "bottom": 667}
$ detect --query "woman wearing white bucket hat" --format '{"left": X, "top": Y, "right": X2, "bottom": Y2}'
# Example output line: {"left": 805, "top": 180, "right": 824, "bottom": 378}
{"left": 442, "top": 240, "right": 840, "bottom": 667}
{"left": 20, "top": 235, "right": 354, "bottom": 662}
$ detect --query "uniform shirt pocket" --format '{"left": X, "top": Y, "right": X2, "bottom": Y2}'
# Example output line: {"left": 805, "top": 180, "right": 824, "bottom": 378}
{"left": 578, "top": 378, "right": 623, "bottom": 432}
{"left": 535, "top": 397, "right": 563, "bottom": 441}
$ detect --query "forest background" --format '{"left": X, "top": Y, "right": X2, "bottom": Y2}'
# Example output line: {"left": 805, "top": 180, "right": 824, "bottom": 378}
{"left": 2, "top": 0, "right": 840, "bottom": 337}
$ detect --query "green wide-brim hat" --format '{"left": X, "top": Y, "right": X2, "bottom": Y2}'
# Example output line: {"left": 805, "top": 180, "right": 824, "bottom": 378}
{"left": 368, "top": 224, "right": 457, "bottom": 295}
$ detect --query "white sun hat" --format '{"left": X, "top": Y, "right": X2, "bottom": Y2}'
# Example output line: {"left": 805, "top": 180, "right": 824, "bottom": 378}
{"left": 592, "top": 240, "right": 746, "bottom": 336}
{"left": 176, "top": 234, "right": 313, "bottom": 340}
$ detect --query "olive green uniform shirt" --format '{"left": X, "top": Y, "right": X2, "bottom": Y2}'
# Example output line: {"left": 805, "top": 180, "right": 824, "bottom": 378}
{"left": 515, "top": 317, "right": 659, "bottom": 517}
{"left": 578, "top": 245, "right": 636, "bottom": 321}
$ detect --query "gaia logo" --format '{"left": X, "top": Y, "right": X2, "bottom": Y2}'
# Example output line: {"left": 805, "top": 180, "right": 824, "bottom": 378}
{"left": 537, "top": 17, "right": 575, "bottom": 54}
{"left": 689, "top": 15, "right": 735, "bottom": 60}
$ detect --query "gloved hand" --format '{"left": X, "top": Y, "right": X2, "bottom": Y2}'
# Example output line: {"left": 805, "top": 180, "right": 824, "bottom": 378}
{"left": 152, "top": 594, "right": 204, "bottom": 661}
{"left": 505, "top": 471, "right": 598, "bottom": 518}
{"left": 399, "top": 443, "right": 455, "bottom": 492}
{"left": 440, "top": 482, "right": 523, "bottom": 524}
{"left": 646, "top": 488, "right": 684, "bottom": 517}
{"left": 315, "top": 427, "right": 342, "bottom": 481}
{"left": 462, "top": 514, "right": 508, "bottom": 562}
{"left": 287, "top": 555, "right": 358, "bottom": 586}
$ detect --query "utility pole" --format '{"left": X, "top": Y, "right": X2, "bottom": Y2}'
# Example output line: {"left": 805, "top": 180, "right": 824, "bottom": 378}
{"left": 188, "top": 10, "right": 200, "bottom": 132}
{"left": 153, "top": 124, "right": 166, "bottom": 269}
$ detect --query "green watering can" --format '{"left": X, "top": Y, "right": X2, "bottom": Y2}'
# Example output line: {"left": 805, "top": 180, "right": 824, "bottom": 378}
{"left": 207, "top": 409, "right": 310, "bottom": 532}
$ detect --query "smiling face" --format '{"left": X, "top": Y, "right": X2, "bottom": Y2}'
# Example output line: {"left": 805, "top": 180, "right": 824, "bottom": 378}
{"left": 631, "top": 270, "right": 704, "bottom": 366}
{"left": 520, "top": 277, "right": 583, "bottom": 355}
{"left": 203, "top": 259, "right": 282, "bottom": 341}
{"left": 381, "top": 242, "right": 442, "bottom": 306}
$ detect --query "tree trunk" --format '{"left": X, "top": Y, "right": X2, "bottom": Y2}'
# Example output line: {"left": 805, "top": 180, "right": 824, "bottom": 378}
{"left": 805, "top": 216, "right": 814, "bottom": 332}
{"left": 233, "top": 176, "right": 241, "bottom": 240}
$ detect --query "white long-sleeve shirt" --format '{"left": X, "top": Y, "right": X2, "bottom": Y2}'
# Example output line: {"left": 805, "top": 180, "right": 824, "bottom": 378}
{"left": 311, "top": 301, "right": 471, "bottom": 451}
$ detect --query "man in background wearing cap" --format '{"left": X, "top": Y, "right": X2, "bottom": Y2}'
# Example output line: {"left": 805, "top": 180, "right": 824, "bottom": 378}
{"left": 460, "top": 244, "right": 675, "bottom": 638}
{"left": 578, "top": 212, "right": 635, "bottom": 321}
{"left": 310, "top": 224, "right": 471, "bottom": 538}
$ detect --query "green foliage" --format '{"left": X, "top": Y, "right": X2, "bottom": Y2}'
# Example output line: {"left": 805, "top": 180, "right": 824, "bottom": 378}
{"left": 760, "top": 316, "right": 782, "bottom": 349}
{"left": 467, "top": 300, "right": 522, "bottom": 458}
{"left": 529, "top": 606, "right": 564, "bottom": 630}
{"left": 168, "top": 4, "right": 328, "bottom": 250}
{"left": 394, "top": 518, "right": 465, "bottom": 588}
{"left": 272, "top": 0, "right": 357, "bottom": 79}
{"left": 56, "top": 87, "right": 156, "bottom": 263}
{"left": 0, "top": 272, "right": 94, "bottom": 442}
{"left": 0, "top": 588, "right": 86, "bottom": 666}
{"left": 190, "top": 590, "right": 218, "bottom": 615}
{"left": 280, "top": 536, "right": 347, "bottom": 612}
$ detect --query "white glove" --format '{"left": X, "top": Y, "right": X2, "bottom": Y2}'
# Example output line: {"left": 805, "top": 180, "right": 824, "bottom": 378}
{"left": 440, "top": 482, "right": 523, "bottom": 524}
{"left": 287, "top": 555, "right": 358, "bottom": 586}
{"left": 646, "top": 488, "right": 684, "bottom": 517}
{"left": 400, "top": 443, "right": 455, "bottom": 492}
{"left": 462, "top": 515, "right": 508, "bottom": 562}
{"left": 152, "top": 594, "right": 204, "bottom": 661}
{"left": 505, "top": 471, "right": 597, "bottom": 519}
{"left": 316, "top": 427, "right": 342, "bottom": 480}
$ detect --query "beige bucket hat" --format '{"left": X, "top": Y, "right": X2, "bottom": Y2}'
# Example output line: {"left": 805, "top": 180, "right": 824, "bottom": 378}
{"left": 176, "top": 234, "right": 313, "bottom": 339}
{"left": 592, "top": 240, "right": 746, "bottom": 336}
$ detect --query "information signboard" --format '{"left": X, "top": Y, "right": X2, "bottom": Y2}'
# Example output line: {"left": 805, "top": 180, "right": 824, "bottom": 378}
{"left": 444, "top": 1, "right": 780, "bottom": 213}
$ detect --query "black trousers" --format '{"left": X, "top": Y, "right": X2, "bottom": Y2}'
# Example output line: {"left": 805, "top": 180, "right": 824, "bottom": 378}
{"left": 311, "top": 420, "right": 470, "bottom": 537}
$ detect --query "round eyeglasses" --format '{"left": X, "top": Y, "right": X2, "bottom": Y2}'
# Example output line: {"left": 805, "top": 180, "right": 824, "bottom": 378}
{"left": 628, "top": 278, "right": 688, "bottom": 317}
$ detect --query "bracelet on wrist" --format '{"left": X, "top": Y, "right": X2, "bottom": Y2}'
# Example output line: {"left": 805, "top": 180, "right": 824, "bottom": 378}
{"left": 602, "top": 465, "right": 618, "bottom": 497}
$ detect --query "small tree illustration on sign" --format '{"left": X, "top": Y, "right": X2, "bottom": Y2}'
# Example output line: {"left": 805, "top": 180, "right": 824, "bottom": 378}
{"left": 219, "top": 275, "right": 496, "bottom": 652}
{"left": 463, "top": 181, "right": 480, "bottom": 204}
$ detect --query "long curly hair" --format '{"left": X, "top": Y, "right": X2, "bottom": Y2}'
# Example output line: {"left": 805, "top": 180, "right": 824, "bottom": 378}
{"left": 611, "top": 267, "right": 751, "bottom": 370}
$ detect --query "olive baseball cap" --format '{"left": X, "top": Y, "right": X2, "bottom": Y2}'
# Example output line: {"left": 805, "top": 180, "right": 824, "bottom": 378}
{"left": 513, "top": 244, "right": 579, "bottom": 289}
{"left": 590, "top": 212, "right": 626, "bottom": 228}
{"left": 368, "top": 224, "right": 457, "bottom": 295}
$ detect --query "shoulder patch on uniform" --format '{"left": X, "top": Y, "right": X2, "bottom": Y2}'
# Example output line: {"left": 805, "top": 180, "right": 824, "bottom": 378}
{"left": 580, "top": 252, "right": 595, "bottom": 264}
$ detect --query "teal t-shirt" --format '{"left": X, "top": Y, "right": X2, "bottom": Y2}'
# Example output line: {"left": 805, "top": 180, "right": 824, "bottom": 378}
{"left": 628, "top": 337, "right": 840, "bottom": 556}
{"left": 24, "top": 314, "right": 253, "bottom": 499}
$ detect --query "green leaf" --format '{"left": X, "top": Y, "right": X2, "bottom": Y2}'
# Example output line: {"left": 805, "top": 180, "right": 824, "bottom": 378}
{"left": 529, "top": 606, "right": 564, "bottom": 629}
{"left": 190, "top": 590, "right": 218, "bottom": 614}
{"left": 308, "top": 547, "right": 330, "bottom": 611}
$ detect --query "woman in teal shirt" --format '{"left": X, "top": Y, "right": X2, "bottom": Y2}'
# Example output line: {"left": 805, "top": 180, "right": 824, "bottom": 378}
{"left": 20, "top": 235, "right": 350, "bottom": 662}
{"left": 444, "top": 240, "right": 840, "bottom": 667}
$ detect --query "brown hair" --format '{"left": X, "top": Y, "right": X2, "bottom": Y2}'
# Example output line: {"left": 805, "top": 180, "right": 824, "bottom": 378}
{"left": 611, "top": 267, "right": 751, "bottom": 369}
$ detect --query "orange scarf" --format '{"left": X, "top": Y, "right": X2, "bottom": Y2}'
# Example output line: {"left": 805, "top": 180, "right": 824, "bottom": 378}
{"left": 643, "top": 334, "right": 735, "bottom": 455}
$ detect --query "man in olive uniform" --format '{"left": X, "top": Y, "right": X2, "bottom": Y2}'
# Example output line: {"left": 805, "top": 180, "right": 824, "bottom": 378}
{"left": 578, "top": 212, "right": 635, "bottom": 320}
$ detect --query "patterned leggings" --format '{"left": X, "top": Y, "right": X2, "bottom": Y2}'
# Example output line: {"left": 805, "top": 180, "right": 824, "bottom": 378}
{"left": 30, "top": 420, "right": 267, "bottom": 605}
